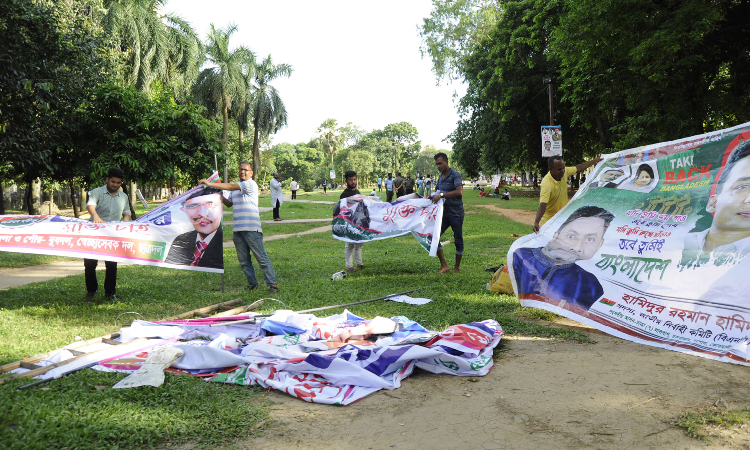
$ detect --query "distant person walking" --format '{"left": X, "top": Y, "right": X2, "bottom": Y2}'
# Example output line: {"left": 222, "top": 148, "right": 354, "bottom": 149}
{"left": 270, "top": 172, "right": 283, "bottom": 221}
{"left": 290, "top": 178, "right": 299, "bottom": 200}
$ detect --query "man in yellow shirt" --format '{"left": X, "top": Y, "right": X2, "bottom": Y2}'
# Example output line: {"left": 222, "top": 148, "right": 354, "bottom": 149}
{"left": 533, "top": 155, "right": 602, "bottom": 233}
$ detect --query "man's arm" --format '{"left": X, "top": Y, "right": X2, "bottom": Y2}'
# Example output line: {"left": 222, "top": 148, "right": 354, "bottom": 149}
{"left": 431, "top": 185, "right": 463, "bottom": 203}
{"left": 200, "top": 179, "right": 241, "bottom": 191}
{"left": 87, "top": 204, "right": 104, "bottom": 223}
{"left": 533, "top": 202, "right": 547, "bottom": 233}
{"left": 575, "top": 156, "right": 603, "bottom": 173}
{"left": 123, "top": 214, "right": 131, "bottom": 221}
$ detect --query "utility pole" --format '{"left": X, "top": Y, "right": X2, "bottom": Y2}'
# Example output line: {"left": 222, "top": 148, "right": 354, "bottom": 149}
{"left": 545, "top": 77, "right": 555, "bottom": 126}
{"left": 393, "top": 143, "right": 398, "bottom": 173}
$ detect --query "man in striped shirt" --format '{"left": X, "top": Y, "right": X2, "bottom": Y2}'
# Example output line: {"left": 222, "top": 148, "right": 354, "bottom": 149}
{"left": 200, "top": 161, "right": 279, "bottom": 293}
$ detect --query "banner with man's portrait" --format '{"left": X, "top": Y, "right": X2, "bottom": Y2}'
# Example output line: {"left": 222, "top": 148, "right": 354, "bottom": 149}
{"left": 510, "top": 122, "right": 750, "bottom": 365}
{"left": 0, "top": 174, "right": 224, "bottom": 273}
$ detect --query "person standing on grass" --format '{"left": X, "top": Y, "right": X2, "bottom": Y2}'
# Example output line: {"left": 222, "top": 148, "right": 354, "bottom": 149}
{"left": 424, "top": 175, "right": 432, "bottom": 198}
{"left": 270, "top": 172, "right": 283, "bottom": 221}
{"left": 404, "top": 172, "right": 415, "bottom": 195}
{"left": 200, "top": 162, "right": 280, "bottom": 293}
{"left": 84, "top": 168, "right": 131, "bottom": 301}
{"left": 339, "top": 170, "right": 365, "bottom": 272}
{"left": 533, "top": 155, "right": 602, "bottom": 233}
{"left": 290, "top": 178, "right": 299, "bottom": 200}
{"left": 385, "top": 173, "right": 394, "bottom": 202}
{"left": 431, "top": 153, "right": 464, "bottom": 274}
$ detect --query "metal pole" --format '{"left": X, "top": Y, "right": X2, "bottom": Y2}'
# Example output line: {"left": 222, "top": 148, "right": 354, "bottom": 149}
{"left": 548, "top": 79, "right": 554, "bottom": 126}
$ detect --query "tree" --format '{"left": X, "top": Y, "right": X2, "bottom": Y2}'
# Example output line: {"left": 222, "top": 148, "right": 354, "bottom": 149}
{"left": 369, "top": 122, "right": 421, "bottom": 173}
{"left": 0, "top": 0, "right": 116, "bottom": 213}
{"left": 318, "top": 118, "right": 344, "bottom": 170}
{"left": 193, "top": 24, "right": 254, "bottom": 181}
{"left": 249, "top": 55, "right": 292, "bottom": 180}
{"left": 419, "top": 0, "right": 502, "bottom": 83}
{"left": 413, "top": 146, "right": 442, "bottom": 176}
{"left": 102, "top": 0, "right": 202, "bottom": 95}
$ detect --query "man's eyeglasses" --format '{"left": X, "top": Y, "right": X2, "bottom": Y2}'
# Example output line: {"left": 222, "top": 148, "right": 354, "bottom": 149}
{"left": 183, "top": 201, "right": 220, "bottom": 211}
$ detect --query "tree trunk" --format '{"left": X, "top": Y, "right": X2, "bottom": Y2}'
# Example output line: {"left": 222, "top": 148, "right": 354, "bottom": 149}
{"left": 80, "top": 186, "right": 87, "bottom": 213}
{"left": 70, "top": 180, "right": 79, "bottom": 218}
{"left": 129, "top": 181, "right": 137, "bottom": 212}
{"left": 223, "top": 100, "right": 230, "bottom": 183}
{"left": 0, "top": 179, "right": 5, "bottom": 215}
{"left": 29, "top": 177, "right": 41, "bottom": 215}
{"left": 252, "top": 120, "right": 261, "bottom": 182}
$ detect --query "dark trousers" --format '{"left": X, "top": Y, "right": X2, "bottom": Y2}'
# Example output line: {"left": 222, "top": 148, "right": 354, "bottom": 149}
{"left": 291, "top": 190, "right": 297, "bottom": 200}
{"left": 84, "top": 258, "right": 118, "bottom": 294}
{"left": 386, "top": 190, "right": 394, "bottom": 202}
{"left": 273, "top": 199, "right": 281, "bottom": 219}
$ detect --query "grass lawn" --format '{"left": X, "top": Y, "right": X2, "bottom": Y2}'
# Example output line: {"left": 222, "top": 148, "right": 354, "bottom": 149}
{"left": 0, "top": 187, "right": 591, "bottom": 449}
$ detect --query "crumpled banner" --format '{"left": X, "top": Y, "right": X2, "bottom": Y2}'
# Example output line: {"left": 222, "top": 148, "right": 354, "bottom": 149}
{"left": 101, "top": 311, "right": 503, "bottom": 405}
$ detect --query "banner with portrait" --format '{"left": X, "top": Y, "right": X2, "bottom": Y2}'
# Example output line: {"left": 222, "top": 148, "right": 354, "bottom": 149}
{"left": 509, "top": 122, "right": 750, "bottom": 365}
{"left": 541, "top": 125, "right": 563, "bottom": 157}
{"left": 0, "top": 174, "right": 224, "bottom": 273}
{"left": 332, "top": 194, "right": 444, "bottom": 256}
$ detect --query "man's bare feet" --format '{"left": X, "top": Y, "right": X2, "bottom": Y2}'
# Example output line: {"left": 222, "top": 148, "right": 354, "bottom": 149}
{"left": 453, "top": 267, "right": 460, "bottom": 273}
{"left": 437, "top": 266, "right": 451, "bottom": 274}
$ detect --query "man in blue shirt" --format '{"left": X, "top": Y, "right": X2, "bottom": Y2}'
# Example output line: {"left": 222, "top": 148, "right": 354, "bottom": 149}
{"left": 430, "top": 153, "right": 464, "bottom": 274}
{"left": 512, "top": 205, "right": 614, "bottom": 310}
{"left": 385, "top": 173, "right": 394, "bottom": 202}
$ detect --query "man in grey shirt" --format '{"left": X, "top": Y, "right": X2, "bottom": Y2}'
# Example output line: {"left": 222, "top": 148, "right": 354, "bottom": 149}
{"left": 85, "top": 168, "right": 131, "bottom": 300}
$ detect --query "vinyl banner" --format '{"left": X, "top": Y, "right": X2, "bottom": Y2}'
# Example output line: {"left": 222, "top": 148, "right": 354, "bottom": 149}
{"left": 509, "top": 121, "right": 750, "bottom": 365}
{"left": 331, "top": 195, "right": 444, "bottom": 256}
{"left": 0, "top": 174, "right": 224, "bottom": 273}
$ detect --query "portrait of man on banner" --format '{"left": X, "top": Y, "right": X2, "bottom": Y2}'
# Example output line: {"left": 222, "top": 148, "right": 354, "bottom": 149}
{"left": 588, "top": 167, "right": 628, "bottom": 189}
{"left": 513, "top": 206, "right": 615, "bottom": 310}
{"left": 164, "top": 187, "right": 224, "bottom": 269}
{"left": 678, "top": 140, "right": 750, "bottom": 302}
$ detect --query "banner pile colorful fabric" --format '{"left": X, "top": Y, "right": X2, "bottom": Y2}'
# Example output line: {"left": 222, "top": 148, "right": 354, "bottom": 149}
{"left": 509, "top": 121, "right": 750, "bottom": 365}
{"left": 0, "top": 174, "right": 224, "bottom": 273}
{"left": 87, "top": 311, "right": 503, "bottom": 405}
{"left": 332, "top": 194, "right": 444, "bottom": 256}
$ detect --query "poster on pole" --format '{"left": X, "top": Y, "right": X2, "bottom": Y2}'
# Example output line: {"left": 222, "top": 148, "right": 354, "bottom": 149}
{"left": 0, "top": 173, "right": 225, "bottom": 273}
{"left": 330, "top": 170, "right": 336, "bottom": 180}
{"left": 541, "top": 125, "right": 563, "bottom": 157}
{"left": 510, "top": 121, "right": 750, "bottom": 365}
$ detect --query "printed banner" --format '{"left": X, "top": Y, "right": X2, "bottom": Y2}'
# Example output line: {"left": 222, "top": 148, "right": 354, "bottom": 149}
{"left": 510, "top": 121, "right": 750, "bottom": 365}
{"left": 541, "top": 125, "right": 563, "bottom": 157}
{"left": 0, "top": 174, "right": 224, "bottom": 273}
{"left": 332, "top": 194, "right": 444, "bottom": 256}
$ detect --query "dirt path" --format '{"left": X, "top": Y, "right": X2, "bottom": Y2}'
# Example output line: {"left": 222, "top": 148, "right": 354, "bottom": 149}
{"left": 471, "top": 204, "right": 537, "bottom": 227}
{"left": 240, "top": 318, "right": 750, "bottom": 450}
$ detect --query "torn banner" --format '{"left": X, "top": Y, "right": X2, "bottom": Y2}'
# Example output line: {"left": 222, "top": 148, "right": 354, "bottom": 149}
{"left": 0, "top": 173, "right": 224, "bottom": 273}
{"left": 509, "top": 121, "right": 750, "bottom": 365}
{"left": 94, "top": 311, "right": 503, "bottom": 405}
{"left": 332, "top": 194, "right": 444, "bottom": 256}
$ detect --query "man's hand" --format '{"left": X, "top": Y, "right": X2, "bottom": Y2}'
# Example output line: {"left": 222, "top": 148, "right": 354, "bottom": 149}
{"left": 199, "top": 179, "right": 209, "bottom": 186}
{"left": 431, "top": 193, "right": 441, "bottom": 204}
{"left": 92, "top": 216, "right": 104, "bottom": 224}
{"left": 533, "top": 221, "right": 540, "bottom": 234}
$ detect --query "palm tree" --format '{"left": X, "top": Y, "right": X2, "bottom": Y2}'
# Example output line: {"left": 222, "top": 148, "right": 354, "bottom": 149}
{"left": 193, "top": 24, "right": 254, "bottom": 181}
{"left": 102, "top": 0, "right": 202, "bottom": 94}
{"left": 318, "top": 118, "right": 344, "bottom": 169}
{"left": 249, "top": 55, "right": 292, "bottom": 180}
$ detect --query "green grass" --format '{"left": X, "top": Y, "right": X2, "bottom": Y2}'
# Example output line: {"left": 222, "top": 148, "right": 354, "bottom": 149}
{"left": 1, "top": 370, "right": 269, "bottom": 450}
{"left": 675, "top": 408, "right": 750, "bottom": 440}
{"left": 0, "top": 186, "right": 588, "bottom": 449}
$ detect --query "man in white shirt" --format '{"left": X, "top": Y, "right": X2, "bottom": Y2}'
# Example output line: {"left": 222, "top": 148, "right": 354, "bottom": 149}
{"left": 289, "top": 178, "right": 299, "bottom": 200}
{"left": 270, "top": 172, "right": 283, "bottom": 221}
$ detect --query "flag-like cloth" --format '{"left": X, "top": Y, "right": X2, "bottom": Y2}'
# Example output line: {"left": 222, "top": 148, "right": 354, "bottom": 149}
{"left": 332, "top": 194, "right": 444, "bottom": 256}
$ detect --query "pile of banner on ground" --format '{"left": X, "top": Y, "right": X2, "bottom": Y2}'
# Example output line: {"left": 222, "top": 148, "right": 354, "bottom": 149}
{"left": 509, "top": 121, "right": 750, "bottom": 365}
{"left": 331, "top": 194, "right": 444, "bottom": 256}
{"left": 0, "top": 173, "right": 224, "bottom": 272}
{"left": 19, "top": 311, "right": 501, "bottom": 405}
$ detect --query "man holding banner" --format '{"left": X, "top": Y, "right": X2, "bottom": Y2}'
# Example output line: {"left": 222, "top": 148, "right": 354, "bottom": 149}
{"left": 533, "top": 155, "right": 602, "bottom": 233}
{"left": 84, "top": 168, "right": 131, "bottom": 300}
{"left": 431, "top": 152, "right": 464, "bottom": 274}
{"left": 201, "top": 162, "right": 279, "bottom": 293}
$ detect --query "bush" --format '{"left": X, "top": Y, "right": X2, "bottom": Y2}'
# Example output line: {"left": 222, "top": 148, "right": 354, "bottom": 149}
{"left": 302, "top": 180, "right": 315, "bottom": 192}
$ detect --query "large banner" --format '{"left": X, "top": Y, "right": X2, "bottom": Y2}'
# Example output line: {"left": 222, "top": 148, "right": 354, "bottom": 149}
{"left": 331, "top": 194, "right": 444, "bottom": 256}
{"left": 509, "top": 122, "right": 750, "bottom": 365}
{"left": 0, "top": 174, "right": 224, "bottom": 273}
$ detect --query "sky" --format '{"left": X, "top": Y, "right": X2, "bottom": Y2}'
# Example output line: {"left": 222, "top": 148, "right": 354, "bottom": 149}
{"left": 166, "top": 0, "right": 465, "bottom": 150}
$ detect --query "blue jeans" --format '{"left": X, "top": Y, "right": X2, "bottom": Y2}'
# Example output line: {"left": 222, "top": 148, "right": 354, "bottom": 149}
{"left": 233, "top": 231, "right": 277, "bottom": 287}
{"left": 438, "top": 212, "right": 464, "bottom": 256}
